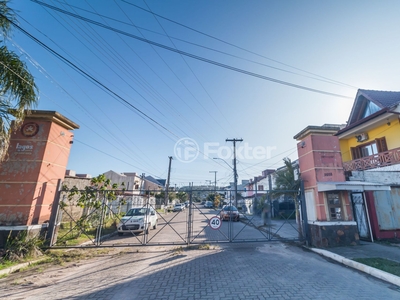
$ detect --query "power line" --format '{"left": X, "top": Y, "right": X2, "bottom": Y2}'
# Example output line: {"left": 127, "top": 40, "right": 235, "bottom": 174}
{"left": 121, "top": 0, "right": 358, "bottom": 90}
{"left": 29, "top": 0, "right": 353, "bottom": 100}
{"left": 10, "top": 19, "right": 180, "bottom": 140}
{"left": 50, "top": 0, "right": 356, "bottom": 89}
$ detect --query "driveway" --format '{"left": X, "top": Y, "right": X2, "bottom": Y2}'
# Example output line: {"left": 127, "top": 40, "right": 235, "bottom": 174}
{"left": 1, "top": 242, "right": 399, "bottom": 299}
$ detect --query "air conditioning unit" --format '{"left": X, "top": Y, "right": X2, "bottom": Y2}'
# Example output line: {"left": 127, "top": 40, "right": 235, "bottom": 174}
{"left": 356, "top": 133, "right": 369, "bottom": 142}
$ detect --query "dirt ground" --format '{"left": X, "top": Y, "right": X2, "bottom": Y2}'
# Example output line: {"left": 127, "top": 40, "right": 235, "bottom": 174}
{"left": 0, "top": 246, "right": 173, "bottom": 288}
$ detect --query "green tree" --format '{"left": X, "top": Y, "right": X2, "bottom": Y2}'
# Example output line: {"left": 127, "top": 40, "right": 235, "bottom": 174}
{"left": 61, "top": 174, "right": 124, "bottom": 239}
{"left": 155, "top": 191, "right": 165, "bottom": 205}
{"left": 206, "top": 193, "right": 221, "bottom": 208}
{"left": 176, "top": 191, "right": 187, "bottom": 202}
{"left": 272, "top": 158, "right": 302, "bottom": 236}
{"left": 168, "top": 192, "right": 176, "bottom": 202}
{"left": 0, "top": 0, "right": 38, "bottom": 161}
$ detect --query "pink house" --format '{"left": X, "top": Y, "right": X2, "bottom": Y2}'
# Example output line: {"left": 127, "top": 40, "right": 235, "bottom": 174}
{"left": 294, "top": 124, "right": 390, "bottom": 247}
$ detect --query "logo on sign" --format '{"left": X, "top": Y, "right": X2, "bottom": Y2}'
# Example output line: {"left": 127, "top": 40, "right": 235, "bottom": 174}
{"left": 21, "top": 122, "right": 39, "bottom": 137}
{"left": 16, "top": 143, "right": 33, "bottom": 154}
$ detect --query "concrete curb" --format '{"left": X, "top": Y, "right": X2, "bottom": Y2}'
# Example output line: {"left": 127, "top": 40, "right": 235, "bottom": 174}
{"left": 0, "top": 258, "right": 46, "bottom": 277}
{"left": 310, "top": 247, "right": 400, "bottom": 287}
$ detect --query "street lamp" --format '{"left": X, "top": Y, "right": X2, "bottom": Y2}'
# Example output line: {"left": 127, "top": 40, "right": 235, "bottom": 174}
{"left": 213, "top": 157, "right": 232, "bottom": 170}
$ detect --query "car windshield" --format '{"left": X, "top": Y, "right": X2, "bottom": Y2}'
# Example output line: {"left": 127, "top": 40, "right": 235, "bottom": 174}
{"left": 125, "top": 208, "right": 148, "bottom": 216}
{"left": 223, "top": 206, "right": 237, "bottom": 211}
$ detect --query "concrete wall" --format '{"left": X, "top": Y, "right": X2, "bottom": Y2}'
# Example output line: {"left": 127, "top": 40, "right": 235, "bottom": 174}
{"left": 351, "top": 169, "right": 400, "bottom": 185}
{"left": 309, "top": 222, "right": 359, "bottom": 248}
{"left": 60, "top": 176, "right": 92, "bottom": 223}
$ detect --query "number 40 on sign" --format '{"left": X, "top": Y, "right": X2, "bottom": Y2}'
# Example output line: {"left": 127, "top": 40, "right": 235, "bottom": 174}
{"left": 209, "top": 216, "right": 221, "bottom": 230}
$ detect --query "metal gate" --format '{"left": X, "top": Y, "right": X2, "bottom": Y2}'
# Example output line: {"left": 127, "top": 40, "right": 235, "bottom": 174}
{"left": 351, "top": 192, "right": 372, "bottom": 241}
{"left": 47, "top": 187, "right": 306, "bottom": 248}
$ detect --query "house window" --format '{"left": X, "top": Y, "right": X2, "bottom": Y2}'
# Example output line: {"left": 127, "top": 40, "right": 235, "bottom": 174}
{"left": 258, "top": 185, "right": 264, "bottom": 191}
{"left": 135, "top": 184, "right": 140, "bottom": 190}
{"left": 361, "top": 101, "right": 380, "bottom": 118}
{"left": 327, "top": 192, "right": 343, "bottom": 220}
{"left": 351, "top": 137, "right": 388, "bottom": 160}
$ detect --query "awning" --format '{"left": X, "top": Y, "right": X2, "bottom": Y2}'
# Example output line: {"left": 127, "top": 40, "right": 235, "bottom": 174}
{"left": 317, "top": 181, "right": 391, "bottom": 192}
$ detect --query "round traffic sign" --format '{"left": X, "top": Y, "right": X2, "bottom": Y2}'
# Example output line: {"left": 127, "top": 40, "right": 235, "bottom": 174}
{"left": 209, "top": 216, "right": 222, "bottom": 230}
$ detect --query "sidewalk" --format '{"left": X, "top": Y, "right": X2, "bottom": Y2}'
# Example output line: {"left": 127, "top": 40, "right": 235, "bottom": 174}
{"left": 245, "top": 213, "right": 400, "bottom": 287}
{"left": 309, "top": 241, "right": 400, "bottom": 287}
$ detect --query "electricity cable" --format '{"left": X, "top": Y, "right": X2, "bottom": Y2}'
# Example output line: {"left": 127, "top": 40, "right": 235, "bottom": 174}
{"left": 29, "top": 0, "right": 353, "bottom": 100}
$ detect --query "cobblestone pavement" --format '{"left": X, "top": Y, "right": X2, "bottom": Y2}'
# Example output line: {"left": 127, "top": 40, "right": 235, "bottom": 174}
{"left": 1, "top": 242, "right": 399, "bottom": 300}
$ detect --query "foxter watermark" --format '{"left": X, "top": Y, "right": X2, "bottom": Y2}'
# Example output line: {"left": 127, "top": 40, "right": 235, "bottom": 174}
{"left": 174, "top": 137, "right": 276, "bottom": 163}
{"left": 174, "top": 138, "right": 200, "bottom": 163}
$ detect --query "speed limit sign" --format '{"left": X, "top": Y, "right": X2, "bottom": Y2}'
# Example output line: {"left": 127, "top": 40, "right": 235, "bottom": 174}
{"left": 209, "top": 216, "right": 222, "bottom": 230}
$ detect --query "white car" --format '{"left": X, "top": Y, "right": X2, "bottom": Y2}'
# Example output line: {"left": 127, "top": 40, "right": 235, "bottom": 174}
{"left": 117, "top": 207, "right": 158, "bottom": 236}
{"left": 173, "top": 203, "right": 185, "bottom": 212}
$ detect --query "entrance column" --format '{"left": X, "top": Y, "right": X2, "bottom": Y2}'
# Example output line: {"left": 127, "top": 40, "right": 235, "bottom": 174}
{"left": 0, "top": 110, "right": 79, "bottom": 245}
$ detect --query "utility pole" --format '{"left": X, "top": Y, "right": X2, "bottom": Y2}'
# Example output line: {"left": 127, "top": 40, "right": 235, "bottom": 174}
{"left": 226, "top": 138, "right": 243, "bottom": 208}
{"left": 140, "top": 173, "right": 145, "bottom": 206}
{"left": 209, "top": 171, "right": 217, "bottom": 193}
{"left": 165, "top": 156, "right": 173, "bottom": 209}
{"left": 209, "top": 170, "right": 218, "bottom": 207}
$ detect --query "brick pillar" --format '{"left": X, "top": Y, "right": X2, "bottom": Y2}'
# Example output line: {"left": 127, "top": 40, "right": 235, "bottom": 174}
{"left": 0, "top": 111, "right": 79, "bottom": 228}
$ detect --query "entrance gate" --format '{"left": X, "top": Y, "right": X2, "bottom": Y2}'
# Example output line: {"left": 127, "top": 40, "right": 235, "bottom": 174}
{"left": 48, "top": 188, "right": 306, "bottom": 248}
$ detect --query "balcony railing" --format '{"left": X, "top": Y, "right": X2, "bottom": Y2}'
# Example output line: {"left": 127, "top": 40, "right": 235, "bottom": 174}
{"left": 343, "top": 147, "right": 400, "bottom": 172}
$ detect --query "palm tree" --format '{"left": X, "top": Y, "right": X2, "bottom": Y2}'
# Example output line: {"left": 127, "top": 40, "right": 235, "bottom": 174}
{"left": 0, "top": 0, "right": 38, "bottom": 161}
{"left": 272, "top": 157, "right": 302, "bottom": 236}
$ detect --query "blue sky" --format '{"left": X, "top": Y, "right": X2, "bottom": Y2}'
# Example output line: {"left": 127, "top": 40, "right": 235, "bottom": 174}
{"left": 7, "top": 0, "right": 400, "bottom": 187}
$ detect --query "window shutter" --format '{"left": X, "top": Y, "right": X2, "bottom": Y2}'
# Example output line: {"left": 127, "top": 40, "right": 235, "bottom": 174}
{"left": 351, "top": 147, "right": 361, "bottom": 159}
{"left": 376, "top": 137, "right": 388, "bottom": 152}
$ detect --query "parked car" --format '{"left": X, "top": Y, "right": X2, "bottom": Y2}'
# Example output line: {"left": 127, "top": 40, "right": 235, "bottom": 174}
{"left": 117, "top": 207, "right": 157, "bottom": 236}
{"left": 184, "top": 201, "right": 189, "bottom": 208}
{"left": 204, "top": 201, "right": 213, "bottom": 208}
{"left": 173, "top": 203, "right": 185, "bottom": 212}
{"left": 220, "top": 205, "right": 240, "bottom": 221}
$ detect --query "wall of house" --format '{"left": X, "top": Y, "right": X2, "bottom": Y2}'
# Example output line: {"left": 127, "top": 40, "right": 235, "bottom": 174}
{"left": 103, "top": 171, "right": 138, "bottom": 191}
{"left": 365, "top": 190, "right": 400, "bottom": 240}
{"left": 351, "top": 170, "right": 400, "bottom": 185}
{"left": 143, "top": 180, "right": 163, "bottom": 192}
{"left": 297, "top": 134, "right": 345, "bottom": 190}
{"left": 340, "top": 121, "right": 400, "bottom": 162}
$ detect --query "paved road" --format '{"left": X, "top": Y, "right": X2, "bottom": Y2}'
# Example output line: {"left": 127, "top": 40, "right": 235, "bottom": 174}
{"left": 1, "top": 242, "right": 399, "bottom": 299}
{"left": 103, "top": 206, "right": 285, "bottom": 247}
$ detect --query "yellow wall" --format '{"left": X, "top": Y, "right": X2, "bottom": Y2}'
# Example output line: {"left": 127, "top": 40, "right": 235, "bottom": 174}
{"left": 339, "top": 119, "right": 400, "bottom": 162}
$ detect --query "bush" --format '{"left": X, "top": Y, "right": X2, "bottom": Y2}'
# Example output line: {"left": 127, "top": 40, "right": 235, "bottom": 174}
{"left": 1, "top": 230, "right": 44, "bottom": 263}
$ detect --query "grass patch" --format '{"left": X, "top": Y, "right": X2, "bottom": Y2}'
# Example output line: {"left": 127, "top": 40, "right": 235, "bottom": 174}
{"left": 55, "top": 219, "right": 117, "bottom": 246}
{"left": 0, "top": 260, "right": 16, "bottom": 271}
{"left": 353, "top": 257, "right": 400, "bottom": 277}
{"left": 0, "top": 248, "right": 112, "bottom": 276}
{"left": 46, "top": 248, "right": 111, "bottom": 264}
{"left": 184, "top": 244, "right": 215, "bottom": 251}
{"left": 197, "top": 244, "right": 211, "bottom": 250}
